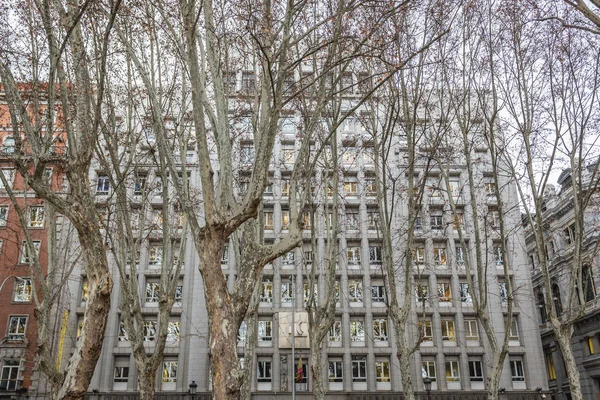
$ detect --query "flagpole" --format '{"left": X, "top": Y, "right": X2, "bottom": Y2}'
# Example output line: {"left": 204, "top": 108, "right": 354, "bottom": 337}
{"left": 291, "top": 274, "right": 295, "bottom": 400}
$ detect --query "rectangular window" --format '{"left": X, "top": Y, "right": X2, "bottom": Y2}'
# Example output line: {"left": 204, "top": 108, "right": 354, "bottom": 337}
{"left": 281, "top": 281, "right": 294, "bottom": 303}
{"left": 437, "top": 282, "right": 452, "bottom": 303}
{"left": 352, "top": 357, "right": 367, "bottom": 382}
{"left": 328, "top": 360, "right": 343, "bottom": 382}
{"left": 257, "top": 360, "right": 272, "bottom": 382}
{"left": 134, "top": 174, "right": 147, "bottom": 196}
{"left": 260, "top": 280, "right": 273, "bottom": 303}
{"left": 445, "top": 361, "right": 460, "bottom": 382}
{"left": 7, "top": 316, "right": 27, "bottom": 341}
{"left": 167, "top": 321, "right": 180, "bottom": 342}
{"left": 464, "top": 319, "right": 479, "bottom": 341}
{"left": 240, "top": 145, "right": 254, "bottom": 165}
{"left": 281, "top": 210, "right": 290, "bottom": 230}
{"left": 414, "top": 247, "right": 425, "bottom": 264}
{"left": 0, "top": 169, "right": 15, "bottom": 190}
{"left": 372, "top": 285, "right": 386, "bottom": 303}
{"left": 145, "top": 282, "right": 160, "bottom": 303}
{"left": 258, "top": 320, "right": 272, "bottom": 341}
{"left": 456, "top": 246, "right": 465, "bottom": 265}
{"left": 118, "top": 320, "right": 128, "bottom": 341}
{"left": 143, "top": 321, "right": 157, "bottom": 341}
{"left": 347, "top": 246, "right": 361, "bottom": 265}
{"left": 433, "top": 247, "right": 447, "bottom": 265}
{"left": 0, "top": 206, "right": 7, "bottom": 227}
{"left": 376, "top": 361, "right": 390, "bottom": 382}
{"left": 494, "top": 245, "right": 504, "bottom": 266}
{"left": 510, "top": 360, "right": 525, "bottom": 381}
{"left": 344, "top": 181, "right": 358, "bottom": 196}
{"left": 459, "top": 283, "right": 472, "bottom": 303}
{"left": 509, "top": 319, "right": 519, "bottom": 341}
{"left": 545, "top": 351, "right": 556, "bottom": 381}
{"left": 430, "top": 215, "right": 443, "bottom": 230}
{"left": 281, "top": 251, "right": 294, "bottom": 265}
{"left": 367, "top": 211, "right": 379, "bottom": 230}
{"left": 28, "top": 206, "right": 45, "bottom": 228}
{"left": 0, "top": 360, "right": 20, "bottom": 391}
{"left": 241, "top": 71, "right": 255, "bottom": 93}
{"left": 452, "top": 212, "right": 464, "bottom": 230}
{"left": 148, "top": 246, "right": 162, "bottom": 266}
{"left": 20, "top": 241, "right": 41, "bottom": 264}
{"left": 96, "top": 175, "right": 110, "bottom": 195}
{"left": 350, "top": 320, "right": 365, "bottom": 342}
{"left": 441, "top": 320, "right": 456, "bottom": 341}
{"left": 421, "top": 361, "right": 436, "bottom": 381}
{"left": 348, "top": 280, "right": 363, "bottom": 303}
{"left": 365, "top": 178, "right": 377, "bottom": 196}
{"left": 281, "top": 179, "right": 290, "bottom": 197}
{"left": 373, "top": 319, "right": 388, "bottom": 341}
{"left": 114, "top": 366, "right": 129, "bottom": 383}
{"left": 13, "top": 279, "right": 32, "bottom": 303}
{"left": 415, "top": 284, "right": 429, "bottom": 305}
{"left": 469, "top": 360, "right": 484, "bottom": 382}
{"left": 162, "top": 361, "right": 178, "bottom": 383}
{"left": 369, "top": 246, "right": 382, "bottom": 264}
{"left": 499, "top": 281, "right": 509, "bottom": 304}
{"left": 281, "top": 148, "right": 295, "bottom": 166}
{"left": 419, "top": 320, "right": 433, "bottom": 341}
{"left": 264, "top": 212, "right": 274, "bottom": 229}
{"left": 174, "top": 285, "right": 183, "bottom": 304}
{"left": 346, "top": 210, "right": 359, "bottom": 230}
{"left": 328, "top": 321, "right": 342, "bottom": 342}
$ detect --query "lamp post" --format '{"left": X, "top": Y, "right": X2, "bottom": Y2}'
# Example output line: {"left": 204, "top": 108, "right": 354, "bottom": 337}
{"left": 423, "top": 377, "right": 431, "bottom": 400}
{"left": 189, "top": 381, "right": 197, "bottom": 400}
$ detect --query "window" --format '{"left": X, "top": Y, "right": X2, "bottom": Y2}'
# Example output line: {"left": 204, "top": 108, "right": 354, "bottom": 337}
{"left": 464, "top": 319, "right": 479, "bottom": 341}
{"left": 415, "top": 284, "right": 429, "bottom": 305}
{"left": 0, "top": 206, "right": 7, "bottom": 227}
{"left": 456, "top": 246, "right": 465, "bottom": 265}
{"left": 7, "top": 316, "right": 27, "bottom": 341}
{"left": 352, "top": 357, "right": 367, "bottom": 382}
{"left": 343, "top": 147, "right": 357, "bottom": 166}
{"left": 419, "top": 320, "right": 433, "bottom": 341}
{"left": 433, "top": 247, "right": 447, "bottom": 266}
{"left": 344, "top": 181, "right": 358, "bottom": 196}
{"left": 264, "top": 212, "right": 274, "bottom": 229}
{"left": 494, "top": 245, "right": 504, "bottom": 266}
{"left": 114, "top": 365, "right": 129, "bottom": 383}
{"left": 373, "top": 319, "right": 388, "bottom": 341}
{"left": 376, "top": 360, "right": 390, "bottom": 383}
{"left": 484, "top": 182, "right": 495, "bottom": 196}
{"left": 508, "top": 319, "right": 519, "bottom": 341}
{"left": 257, "top": 360, "right": 272, "bottom": 382}
{"left": 538, "top": 291, "right": 548, "bottom": 323}
{"left": 241, "top": 71, "right": 255, "bottom": 94}
{"left": 586, "top": 336, "right": 595, "bottom": 355}
{"left": 452, "top": 212, "right": 464, "bottom": 230}
{"left": 162, "top": 361, "right": 178, "bottom": 383}
{"left": 499, "top": 281, "right": 509, "bottom": 304}
{"left": 303, "top": 282, "right": 317, "bottom": 305}
{"left": 28, "top": 206, "right": 45, "bottom": 228}
{"left": 369, "top": 246, "right": 382, "bottom": 264}
{"left": 449, "top": 180, "right": 461, "bottom": 200}
{"left": 349, "top": 280, "right": 363, "bottom": 303}
{"left": 174, "top": 285, "right": 183, "bottom": 304}
{"left": 414, "top": 216, "right": 422, "bottom": 230}
{"left": 430, "top": 214, "right": 443, "bottom": 230}
{"left": 421, "top": 361, "right": 436, "bottom": 381}
{"left": 552, "top": 284, "right": 563, "bottom": 315}
{"left": 545, "top": 351, "right": 557, "bottom": 381}
{"left": 346, "top": 210, "right": 359, "bottom": 230}
{"left": 488, "top": 209, "right": 500, "bottom": 228}
{"left": 148, "top": 246, "right": 162, "bottom": 266}
{"left": 441, "top": 320, "right": 456, "bottom": 341}
{"left": 414, "top": 247, "right": 425, "bottom": 264}
{"left": 281, "top": 281, "right": 294, "bottom": 303}
{"left": 347, "top": 246, "right": 361, "bottom": 265}
{"left": 260, "top": 280, "right": 273, "bottom": 303}
{"left": 329, "top": 321, "right": 342, "bottom": 342}
{"left": 258, "top": 320, "right": 272, "bottom": 341}
{"left": 372, "top": 285, "right": 386, "bottom": 303}
{"left": 328, "top": 360, "right": 343, "bottom": 382}
{"left": 469, "top": 360, "right": 484, "bottom": 382}
{"left": 0, "top": 360, "right": 20, "bottom": 391}
{"left": 13, "top": 279, "right": 32, "bottom": 303}
{"left": 240, "top": 144, "right": 254, "bottom": 165}
{"left": 143, "top": 321, "right": 156, "bottom": 341}
{"left": 0, "top": 169, "right": 14, "bottom": 190}
{"left": 281, "top": 210, "right": 290, "bottom": 230}
{"left": 367, "top": 211, "right": 379, "bottom": 230}
{"left": 20, "top": 241, "right": 41, "bottom": 264}
{"left": 582, "top": 265, "right": 596, "bottom": 302}
{"left": 3, "top": 137, "right": 15, "bottom": 154}
{"left": 145, "top": 282, "right": 160, "bottom": 303}
{"left": 437, "top": 282, "right": 452, "bottom": 303}
{"left": 459, "top": 283, "right": 472, "bottom": 303}
{"left": 282, "top": 251, "right": 294, "bottom": 265}
{"left": 118, "top": 320, "right": 129, "bottom": 341}
{"left": 445, "top": 361, "right": 460, "bottom": 382}
{"left": 134, "top": 174, "right": 147, "bottom": 196}
{"left": 510, "top": 360, "right": 525, "bottom": 382}
{"left": 365, "top": 178, "right": 377, "bottom": 196}
{"left": 350, "top": 320, "right": 365, "bottom": 342}
{"left": 224, "top": 72, "right": 237, "bottom": 93}
{"left": 281, "top": 148, "right": 295, "bottom": 166}
{"left": 96, "top": 175, "right": 110, "bottom": 195}
{"left": 167, "top": 321, "right": 180, "bottom": 342}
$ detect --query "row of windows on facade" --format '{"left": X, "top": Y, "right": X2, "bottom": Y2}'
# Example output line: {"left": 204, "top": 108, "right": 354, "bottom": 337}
{"left": 106, "top": 355, "right": 527, "bottom": 392}
{"left": 0, "top": 205, "right": 45, "bottom": 228}
{"left": 0, "top": 240, "right": 42, "bottom": 264}
{"left": 254, "top": 279, "right": 512, "bottom": 307}
{"left": 529, "top": 223, "right": 591, "bottom": 269}
{"left": 543, "top": 330, "right": 600, "bottom": 383}
{"left": 536, "top": 266, "right": 597, "bottom": 324}
{"left": 236, "top": 316, "right": 521, "bottom": 347}
{"left": 0, "top": 168, "right": 53, "bottom": 190}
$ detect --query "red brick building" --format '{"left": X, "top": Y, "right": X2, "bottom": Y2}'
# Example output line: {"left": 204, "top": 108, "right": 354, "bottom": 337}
{"left": 0, "top": 89, "right": 66, "bottom": 394}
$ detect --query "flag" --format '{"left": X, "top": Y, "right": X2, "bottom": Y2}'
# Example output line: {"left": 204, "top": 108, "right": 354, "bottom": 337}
{"left": 296, "top": 357, "right": 303, "bottom": 383}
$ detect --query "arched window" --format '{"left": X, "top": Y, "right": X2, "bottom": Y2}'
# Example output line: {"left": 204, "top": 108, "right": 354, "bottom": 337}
{"left": 583, "top": 265, "right": 596, "bottom": 303}
{"left": 537, "top": 291, "right": 547, "bottom": 323}
{"left": 552, "top": 284, "right": 562, "bottom": 316}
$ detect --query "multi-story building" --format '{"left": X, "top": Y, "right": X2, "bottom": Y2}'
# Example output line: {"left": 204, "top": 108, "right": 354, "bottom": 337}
{"left": 0, "top": 90, "right": 67, "bottom": 395}
{"left": 45, "top": 73, "right": 547, "bottom": 399}
{"left": 526, "top": 169, "right": 600, "bottom": 400}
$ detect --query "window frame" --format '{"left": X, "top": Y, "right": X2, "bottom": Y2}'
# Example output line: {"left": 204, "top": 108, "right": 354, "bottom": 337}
{"left": 7, "top": 316, "right": 27, "bottom": 341}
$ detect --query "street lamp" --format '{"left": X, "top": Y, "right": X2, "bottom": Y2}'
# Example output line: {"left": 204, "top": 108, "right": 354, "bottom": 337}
{"left": 189, "top": 381, "right": 197, "bottom": 399}
{"left": 423, "top": 377, "right": 431, "bottom": 400}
